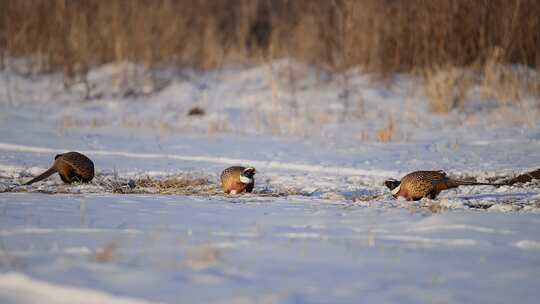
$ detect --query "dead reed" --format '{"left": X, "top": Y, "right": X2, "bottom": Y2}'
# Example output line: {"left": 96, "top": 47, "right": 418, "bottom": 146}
{"left": 93, "top": 241, "right": 118, "bottom": 263}
{"left": 377, "top": 118, "right": 396, "bottom": 142}
{"left": 1, "top": 0, "right": 538, "bottom": 76}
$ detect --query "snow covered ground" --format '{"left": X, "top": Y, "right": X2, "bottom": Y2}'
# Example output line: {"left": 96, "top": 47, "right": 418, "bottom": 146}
{"left": 0, "top": 60, "right": 539, "bottom": 303}
{"left": 1, "top": 194, "right": 540, "bottom": 303}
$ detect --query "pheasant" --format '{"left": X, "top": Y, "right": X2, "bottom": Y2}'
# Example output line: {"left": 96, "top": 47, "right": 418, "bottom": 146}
{"left": 24, "top": 152, "right": 95, "bottom": 185}
{"left": 385, "top": 170, "right": 503, "bottom": 201}
{"left": 220, "top": 166, "right": 256, "bottom": 194}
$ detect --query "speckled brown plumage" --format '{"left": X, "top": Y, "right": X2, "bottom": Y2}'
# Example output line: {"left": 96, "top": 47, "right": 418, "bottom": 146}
{"left": 385, "top": 170, "right": 501, "bottom": 201}
{"left": 24, "top": 152, "right": 95, "bottom": 185}
{"left": 220, "top": 166, "right": 256, "bottom": 194}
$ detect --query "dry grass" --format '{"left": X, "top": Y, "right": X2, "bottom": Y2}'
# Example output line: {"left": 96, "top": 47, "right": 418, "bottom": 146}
{"left": 479, "top": 48, "right": 538, "bottom": 105}
{"left": 136, "top": 177, "right": 211, "bottom": 191}
{"left": 0, "top": 0, "right": 538, "bottom": 76}
{"left": 423, "top": 48, "right": 540, "bottom": 113}
{"left": 94, "top": 175, "right": 222, "bottom": 196}
{"left": 376, "top": 118, "right": 396, "bottom": 142}
{"left": 424, "top": 65, "right": 470, "bottom": 113}
{"left": 93, "top": 241, "right": 118, "bottom": 263}
{"left": 58, "top": 115, "right": 106, "bottom": 129}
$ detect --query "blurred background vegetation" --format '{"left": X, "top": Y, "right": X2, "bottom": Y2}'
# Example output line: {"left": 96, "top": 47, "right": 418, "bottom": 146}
{"left": 0, "top": 0, "right": 538, "bottom": 77}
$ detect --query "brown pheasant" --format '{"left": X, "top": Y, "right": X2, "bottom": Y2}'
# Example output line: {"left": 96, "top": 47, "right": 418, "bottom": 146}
{"left": 24, "top": 152, "right": 95, "bottom": 185}
{"left": 220, "top": 166, "right": 256, "bottom": 194}
{"left": 385, "top": 170, "right": 503, "bottom": 201}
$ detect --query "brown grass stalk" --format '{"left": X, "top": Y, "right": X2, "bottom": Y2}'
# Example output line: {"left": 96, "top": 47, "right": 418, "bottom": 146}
{"left": 0, "top": 0, "right": 537, "bottom": 77}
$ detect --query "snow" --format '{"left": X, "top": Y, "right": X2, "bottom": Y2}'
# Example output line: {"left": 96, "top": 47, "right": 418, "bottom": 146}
{"left": 1, "top": 60, "right": 540, "bottom": 303}
{"left": 0, "top": 272, "right": 158, "bottom": 304}
{"left": 514, "top": 240, "right": 540, "bottom": 250}
{"left": 1, "top": 194, "right": 540, "bottom": 303}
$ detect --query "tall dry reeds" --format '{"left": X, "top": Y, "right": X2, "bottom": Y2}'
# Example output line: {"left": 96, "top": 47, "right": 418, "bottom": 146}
{"left": 0, "top": 0, "right": 538, "bottom": 77}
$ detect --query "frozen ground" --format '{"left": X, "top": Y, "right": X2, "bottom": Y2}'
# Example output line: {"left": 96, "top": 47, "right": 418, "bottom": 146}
{"left": 0, "top": 60, "right": 539, "bottom": 303}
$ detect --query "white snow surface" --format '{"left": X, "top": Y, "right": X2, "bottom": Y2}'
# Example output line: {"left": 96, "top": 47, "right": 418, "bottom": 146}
{"left": 1, "top": 60, "right": 540, "bottom": 303}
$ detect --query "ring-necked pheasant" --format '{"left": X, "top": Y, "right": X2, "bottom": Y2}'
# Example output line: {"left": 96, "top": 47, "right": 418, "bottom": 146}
{"left": 24, "top": 152, "right": 95, "bottom": 185}
{"left": 384, "top": 170, "right": 503, "bottom": 201}
{"left": 220, "top": 166, "right": 256, "bottom": 194}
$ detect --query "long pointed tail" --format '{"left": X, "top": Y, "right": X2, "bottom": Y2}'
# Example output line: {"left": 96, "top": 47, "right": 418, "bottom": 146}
{"left": 24, "top": 167, "right": 57, "bottom": 185}
{"left": 449, "top": 179, "right": 506, "bottom": 188}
